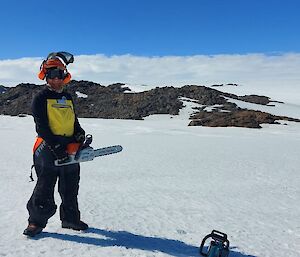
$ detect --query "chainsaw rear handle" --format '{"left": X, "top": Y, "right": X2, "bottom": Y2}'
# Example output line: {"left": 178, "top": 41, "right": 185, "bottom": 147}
{"left": 199, "top": 230, "right": 230, "bottom": 256}
{"left": 83, "top": 134, "right": 93, "bottom": 147}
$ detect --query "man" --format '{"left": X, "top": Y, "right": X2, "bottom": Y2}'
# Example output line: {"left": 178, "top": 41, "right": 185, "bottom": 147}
{"left": 24, "top": 52, "right": 88, "bottom": 237}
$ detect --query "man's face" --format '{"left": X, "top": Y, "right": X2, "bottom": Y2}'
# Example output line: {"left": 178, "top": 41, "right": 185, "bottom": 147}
{"left": 47, "top": 77, "right": 64, "bottom": 91}
{"left": 46, "top": 68, "right": 65, "bottom": 91}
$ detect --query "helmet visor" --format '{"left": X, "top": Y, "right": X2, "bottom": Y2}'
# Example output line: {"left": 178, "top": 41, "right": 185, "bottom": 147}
{"left": 47, "top": 52, "right": 74, "bottom": 65}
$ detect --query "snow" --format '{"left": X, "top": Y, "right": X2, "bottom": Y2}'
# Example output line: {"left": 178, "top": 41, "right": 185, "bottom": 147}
{"left": 224, "top": 96, "right": 300, "bottom": 119}
{"left": 203, "top": 104, "right": 224, "bottom": 112}
{"left": 211, "top": 83, "right": 300, "bottom": 107}
{"left": 123, "top": 83, "right": 154, "bottom": 93}
{"left": 75, "top": 91, "right": 88, "bottom": 98}
{"left": 0, "top": 93, "right": 300, "bottom": 257}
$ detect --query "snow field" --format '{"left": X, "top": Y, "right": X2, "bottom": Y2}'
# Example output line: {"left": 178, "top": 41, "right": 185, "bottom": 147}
{"left": 0, "top": 98, "right": 299, "bottom": 256}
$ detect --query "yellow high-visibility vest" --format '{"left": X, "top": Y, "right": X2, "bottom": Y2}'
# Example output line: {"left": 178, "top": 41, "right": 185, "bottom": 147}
{"left": 47, "top": 97, "right": 75, "bottom": 136}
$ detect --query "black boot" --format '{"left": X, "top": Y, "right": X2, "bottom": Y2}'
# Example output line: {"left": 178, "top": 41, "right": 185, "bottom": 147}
{"left": 62, "top": 220, "right": 88, "bottom": 231}
{"left": 23, "top": 223, "right": 43, "bottom": 237}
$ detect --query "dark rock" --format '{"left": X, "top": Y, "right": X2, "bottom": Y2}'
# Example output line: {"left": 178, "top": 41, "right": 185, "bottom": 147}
{"left": 189, "top": 110, "right": 300, "bottom": 128}
{"left": 179, "top": 85, "right": 228, "bottom": 106}
{"left": 0, "top": 80, "right": 298, "bottom": 129}
{"left": 221, "top": 92, "right": 276, "bottom": 105}
{"left": 0, "top": 85, "right": 7, "bottom": 94}
{"left": 107, "top": 83, "right": 131, "bottom": 93}
{"left": 211, "top": 84, "right": 224, "bottom": 87}
{"left": 238, "top": 95, "right": 271, "bottom": 105}
{"left": 0, "top": 83, "right": 41, "bottom": 116}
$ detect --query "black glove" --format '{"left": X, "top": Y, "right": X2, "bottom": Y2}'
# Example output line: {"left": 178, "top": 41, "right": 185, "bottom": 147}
{"left": 52, "top": 144, "right": 69, "bottom": 163}
{"left": 74, "top": 130, "right": 85, "bottom": 144}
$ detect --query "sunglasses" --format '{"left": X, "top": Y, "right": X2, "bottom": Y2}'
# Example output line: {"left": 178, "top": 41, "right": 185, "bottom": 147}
{"left": 46, "top": 68, "right": 65, "bottom": 79}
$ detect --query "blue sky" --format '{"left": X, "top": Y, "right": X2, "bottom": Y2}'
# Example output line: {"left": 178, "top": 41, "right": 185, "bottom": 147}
{"left": 1, "top": 0, "right": 300, "bottom": 100}
{"left": 1, "top": 0, "right": 299, "bottom": 59}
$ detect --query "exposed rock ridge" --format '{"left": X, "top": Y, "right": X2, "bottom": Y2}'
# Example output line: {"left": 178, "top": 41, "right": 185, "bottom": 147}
{"left": 0, "top": 81, "right": 299, "bottom": 128}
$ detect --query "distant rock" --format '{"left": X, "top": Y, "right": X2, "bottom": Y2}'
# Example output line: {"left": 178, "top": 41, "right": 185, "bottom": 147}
{"left": 107, "top": 83, "right": 131, "bottom": 93}
{"left": 220, "top": 92, "right": 281, "bottom": 105}
{"left": 0, "top": 80, "right": 298, "bottom": 129}
{"left": 0, "top": 83, "right": 40, "bottom": 116}
{"left": 0, "top": 85, "right": 7, "bottom": 94}
{"left": 188, "top": 110, "right": 300, "bottom": 128}
{"left": 211, "top": 84, "right": 224, "bottom": 87}
{"left": 211, "top": 83, "right": 240, "bottom": 87}
{"left": 237, "top": 94, "right": 284, "bottom": 105}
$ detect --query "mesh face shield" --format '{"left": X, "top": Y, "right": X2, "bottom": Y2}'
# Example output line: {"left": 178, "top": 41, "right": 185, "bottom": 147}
{"left": 47, "top": 52, "right": 74, "bottom": 65}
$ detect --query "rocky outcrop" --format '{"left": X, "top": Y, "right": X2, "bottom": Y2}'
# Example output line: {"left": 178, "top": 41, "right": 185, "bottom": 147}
{"left": 107, "top": 83, "right": 131, "bottom": 93}
{"left": 0, "top": 80, "right": 299, "bottom": 128}
{"left": 237, "top": 95, "right": 273, "bottom": 105}
{"left": 67, "top": 83, "right": 183, "bottom": 119}
{"left": 0, "top": 83, "right": 40, "bottom": 116}
{"left": 0, "top": 85, "right": 7, "bottom": 94}
{"left": 188, "top": 110, "right": 300, "bottom": 128}
{"left": 211, "top": 83, "right": 239, "bottom": 87}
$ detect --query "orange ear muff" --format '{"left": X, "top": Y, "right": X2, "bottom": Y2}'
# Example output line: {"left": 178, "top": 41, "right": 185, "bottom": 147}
{"left": 38, "top": 60, "right": 47, "bottom": 80}
{"left": 38, "top": 70, "right": 46, "bottom": 80}
{"left": 63, "top": 72, "right": 71, "bottom": 84}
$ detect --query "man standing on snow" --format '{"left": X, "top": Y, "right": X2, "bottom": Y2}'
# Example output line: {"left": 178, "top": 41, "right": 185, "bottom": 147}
{"left": 24, "top": 52, "right": 88, "bottom": 237}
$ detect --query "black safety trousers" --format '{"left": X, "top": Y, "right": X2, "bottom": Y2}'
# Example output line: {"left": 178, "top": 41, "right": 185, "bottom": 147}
{"left": 27, "top": 141, "right": 81, "bottom": 228}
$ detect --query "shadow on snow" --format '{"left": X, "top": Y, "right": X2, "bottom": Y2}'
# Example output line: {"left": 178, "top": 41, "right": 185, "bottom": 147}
{"left": 35, "top": 227, "right": 256, "bottom": 257}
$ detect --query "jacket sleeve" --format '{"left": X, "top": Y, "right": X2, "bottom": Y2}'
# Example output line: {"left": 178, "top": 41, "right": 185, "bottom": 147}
{"left": 31, "top": 93, "right": 60, "bottom": 147}
{"left": 74, "top": 116, "right": 85, "bottom": 136}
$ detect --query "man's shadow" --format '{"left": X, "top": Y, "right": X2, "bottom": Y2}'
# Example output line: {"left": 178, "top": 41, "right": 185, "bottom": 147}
{"left": 36, "top": 227, "right": 256, "bottom": 257}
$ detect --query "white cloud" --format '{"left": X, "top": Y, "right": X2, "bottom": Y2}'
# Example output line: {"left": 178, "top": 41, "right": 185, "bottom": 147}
{"left": 0, "top": 57, "right": 41, "bottom": 85}
{"left": 1, "top": 53, "right": 300, "bottom": 103}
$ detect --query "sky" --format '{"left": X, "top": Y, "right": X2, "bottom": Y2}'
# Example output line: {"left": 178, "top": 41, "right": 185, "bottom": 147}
{"left": 1, "top": 0, "right": 300, "bottom": 103}
{"left": 1, "top": 0, "right": 300, "bottom": 58}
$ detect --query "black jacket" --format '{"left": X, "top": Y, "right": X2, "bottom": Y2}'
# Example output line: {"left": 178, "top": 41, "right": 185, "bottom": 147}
{"left": 32, "top": 86, "right": 84, "bottom": 148}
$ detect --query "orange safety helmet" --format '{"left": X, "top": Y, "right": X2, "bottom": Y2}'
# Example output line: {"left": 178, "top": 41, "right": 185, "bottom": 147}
{"left": 38, "top": 52, "right": 73, "bottom": 84}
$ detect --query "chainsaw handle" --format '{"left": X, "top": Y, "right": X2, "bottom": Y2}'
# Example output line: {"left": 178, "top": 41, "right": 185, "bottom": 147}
{"left": 199, "top": 230, "right": 230, "bottom": 256}
{"left": 211, "top": 230, "right": 230, "bottom": 249}
{"left": 83, "top": 134, "right": 93, "bottom": 147}
{"left": 199, "top": 233, "right": 211, "bottom": 256}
